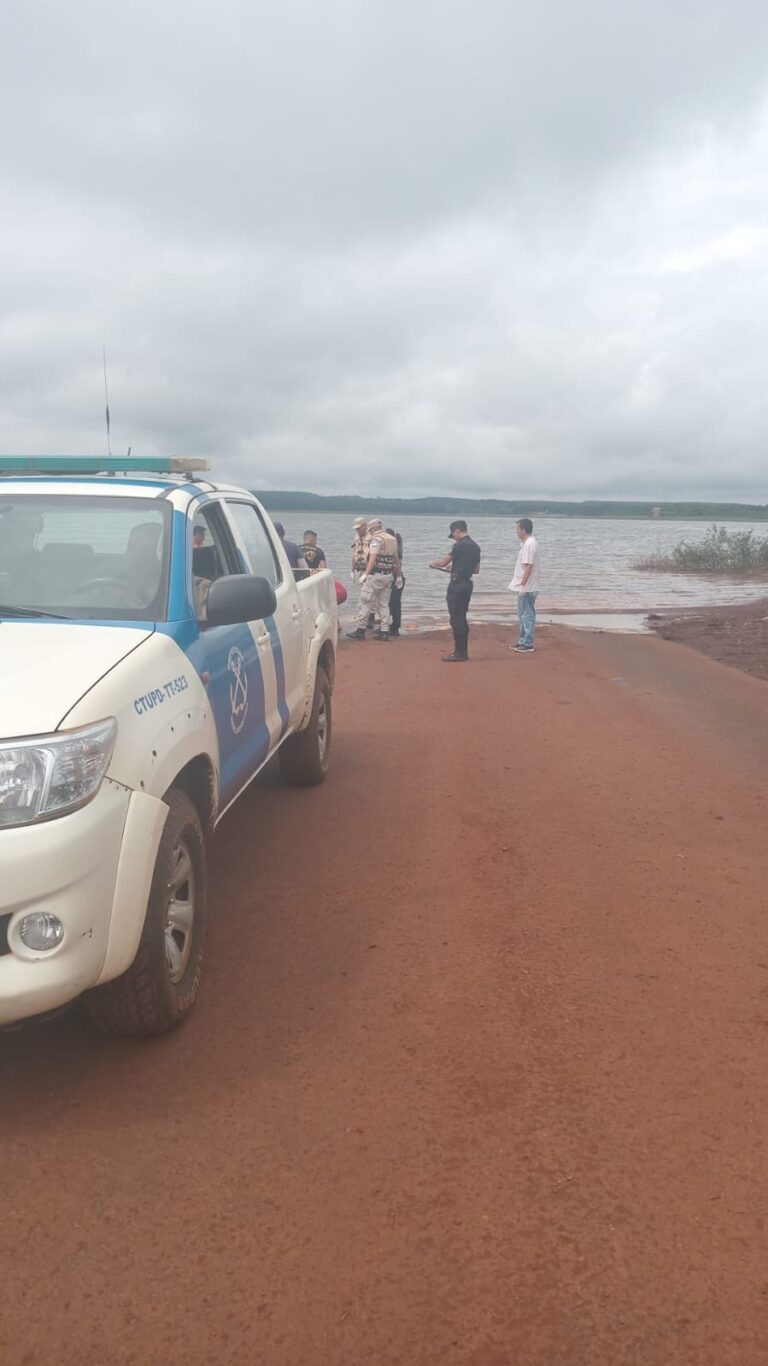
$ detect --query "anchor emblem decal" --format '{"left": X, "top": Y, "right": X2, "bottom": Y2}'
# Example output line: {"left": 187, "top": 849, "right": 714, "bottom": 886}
{"left": 227, "top": 646, "right": 249, "bottom": 734}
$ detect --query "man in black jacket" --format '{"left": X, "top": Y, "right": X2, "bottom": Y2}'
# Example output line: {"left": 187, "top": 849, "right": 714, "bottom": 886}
{"left": 274, "top": 523, "right": 306, "bottom": 571}
{"left": 430, "top": 520, "right": 481, "bottom": 662}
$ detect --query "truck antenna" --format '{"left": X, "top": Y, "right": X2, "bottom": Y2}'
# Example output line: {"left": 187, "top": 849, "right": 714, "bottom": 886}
{"left": 102, "top": 345, "right": 112, "bottom": 457}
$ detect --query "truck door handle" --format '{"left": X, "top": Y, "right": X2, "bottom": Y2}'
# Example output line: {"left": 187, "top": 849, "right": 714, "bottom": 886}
{"left": 291, "top": 605, "right": 301, "bottom": 619}
{"left": 256, "top": 631, "right": 270, "bottom": 646}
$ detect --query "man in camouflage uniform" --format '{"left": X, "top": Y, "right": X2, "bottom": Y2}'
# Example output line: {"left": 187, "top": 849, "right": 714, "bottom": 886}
{"left": 350, "top": 515, "right": 374, "bottom": 630}
{"left": 351, "top": 517, "right": 368, "bottom": 581}
{"left": 346, "top": 519, "right": 399, "bottom": 642}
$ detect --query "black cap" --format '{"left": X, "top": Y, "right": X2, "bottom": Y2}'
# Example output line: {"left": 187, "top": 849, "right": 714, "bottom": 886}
{"left": 449, "top": 519, "right": 467, "bottom": 535}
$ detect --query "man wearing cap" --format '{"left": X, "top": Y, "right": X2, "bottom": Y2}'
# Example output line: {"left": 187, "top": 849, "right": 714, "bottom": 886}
{"left": 429, "top": 520, "right": 481, "bottom": 662}
{"left": 350, "top": 516, "right": 374, "bottom": 629}
{"left": 351, "top": 517, "right": 368, "bottom": 580}
{"left": 346, "top": 519, "right": 399, "bottom": 642}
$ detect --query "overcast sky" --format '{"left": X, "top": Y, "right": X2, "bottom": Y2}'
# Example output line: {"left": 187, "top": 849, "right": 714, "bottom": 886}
{"left": 2, "top": 1, "right": 768, "bottom": 500}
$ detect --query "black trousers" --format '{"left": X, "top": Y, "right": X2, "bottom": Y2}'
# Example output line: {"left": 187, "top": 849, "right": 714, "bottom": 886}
{"left": 389, "top": 579, "right": 404, "bottom": 630}
{"left": 447, "top": 579, "right": 473, "bottom": 656}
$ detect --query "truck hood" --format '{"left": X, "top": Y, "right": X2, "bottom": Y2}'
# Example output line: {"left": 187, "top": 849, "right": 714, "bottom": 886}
{"left": 0, "top": 621, "right": 153, "bottom": 737}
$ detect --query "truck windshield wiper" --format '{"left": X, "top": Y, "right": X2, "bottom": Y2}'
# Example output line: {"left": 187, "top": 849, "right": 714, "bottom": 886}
{"left": 0, "top": 604, "right": 71, "bottom": 620}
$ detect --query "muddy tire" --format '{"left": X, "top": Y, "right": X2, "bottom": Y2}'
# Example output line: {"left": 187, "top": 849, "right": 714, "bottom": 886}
{"left": 279, "top": 668, "right": 332, "bottom": 787}
{"left": 85, "top": 790, "right": 207, "bottom": 1037}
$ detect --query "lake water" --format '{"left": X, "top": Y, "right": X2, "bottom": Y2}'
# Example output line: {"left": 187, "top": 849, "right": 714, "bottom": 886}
{"left": 276, "top": 513, "right": 768, "bottom": 631}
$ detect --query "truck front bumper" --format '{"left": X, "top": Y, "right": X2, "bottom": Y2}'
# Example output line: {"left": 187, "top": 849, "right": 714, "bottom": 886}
{"left": 0, "top": 781, "right": 167, "bottom": 1027}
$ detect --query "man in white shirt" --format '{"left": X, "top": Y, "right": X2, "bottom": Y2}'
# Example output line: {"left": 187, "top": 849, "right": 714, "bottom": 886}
{"left": 509, "top": 518, "right": 541, "bottom": 653}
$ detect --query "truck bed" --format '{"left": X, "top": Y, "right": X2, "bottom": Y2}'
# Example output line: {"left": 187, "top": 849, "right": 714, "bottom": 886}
{"left": 296, "top": 567, "right": 338, "bottom": 630}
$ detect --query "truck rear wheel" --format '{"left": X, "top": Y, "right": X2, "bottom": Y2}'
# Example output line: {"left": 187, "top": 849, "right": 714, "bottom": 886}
{"left": 85, "top": 789, "right": 207, "bottom": 1036}
{"left": 279, "top": 667, "right": 332, "bottom": 786}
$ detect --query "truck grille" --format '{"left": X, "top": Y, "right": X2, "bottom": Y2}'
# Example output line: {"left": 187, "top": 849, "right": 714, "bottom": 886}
{"left": 0, "top": 915, "right": 10, "bottom": 956}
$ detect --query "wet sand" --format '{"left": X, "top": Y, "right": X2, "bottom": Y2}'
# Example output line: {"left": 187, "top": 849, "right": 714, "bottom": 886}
{"left": 2, "top": 624, "right": 768, "bottom": 1365}
{"left": 650, "top": 596, "right": 768, "bottom": 682}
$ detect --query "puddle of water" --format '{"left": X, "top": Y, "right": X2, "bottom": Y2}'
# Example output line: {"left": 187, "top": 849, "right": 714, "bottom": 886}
{"left": 539, "top": 612, "right": 650, "bottom": 634}
{"left": 392, "top": 612, "right": 650, "bottom": 635}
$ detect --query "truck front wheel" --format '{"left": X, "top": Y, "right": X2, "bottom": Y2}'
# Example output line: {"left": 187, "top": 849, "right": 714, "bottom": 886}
{"left": 279, "top": 667, "right": 332, "bottom": 786}
{"left": 85, "top": 789, "right": 207, "bottom": 1036}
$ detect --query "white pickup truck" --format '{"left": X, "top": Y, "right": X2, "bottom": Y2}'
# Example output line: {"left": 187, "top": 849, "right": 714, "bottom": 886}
{"left": 0, "top": 457, "right": 337, "bottom": 1035}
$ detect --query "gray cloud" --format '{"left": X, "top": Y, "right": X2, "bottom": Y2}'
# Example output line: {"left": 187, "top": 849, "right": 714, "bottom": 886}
{"left": 2, "top": 1, "right": 768, "bottom": 498}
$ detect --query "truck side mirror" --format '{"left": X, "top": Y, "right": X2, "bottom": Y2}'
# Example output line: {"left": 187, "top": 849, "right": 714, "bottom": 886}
{"left": 205, "top": 575, "right": 277, "bottom": 626}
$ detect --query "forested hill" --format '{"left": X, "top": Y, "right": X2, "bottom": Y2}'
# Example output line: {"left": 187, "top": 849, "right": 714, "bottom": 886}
{"left": 256, "top": 491, "right": 768, "bottom": 521}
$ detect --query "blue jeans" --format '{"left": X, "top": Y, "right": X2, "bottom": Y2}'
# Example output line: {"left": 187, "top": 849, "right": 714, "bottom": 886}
{"left": 517, "top": 592, "right": 538, "bottom": 648}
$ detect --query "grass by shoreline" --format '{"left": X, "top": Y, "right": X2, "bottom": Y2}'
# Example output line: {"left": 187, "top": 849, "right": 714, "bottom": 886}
{"left": 634, "top": 525, "right": 768, "bottom": 576}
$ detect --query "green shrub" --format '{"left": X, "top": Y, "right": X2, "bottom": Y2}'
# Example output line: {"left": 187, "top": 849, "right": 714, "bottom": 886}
{"left": 635, "top": 525, "right": 768, "bottom": 574}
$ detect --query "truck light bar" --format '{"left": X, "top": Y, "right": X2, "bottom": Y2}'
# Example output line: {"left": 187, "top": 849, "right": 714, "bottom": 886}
{"left": 0, "top": 456, "right": 211, "bottom": 476}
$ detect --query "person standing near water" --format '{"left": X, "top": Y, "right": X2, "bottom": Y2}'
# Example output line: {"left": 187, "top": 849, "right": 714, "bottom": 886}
{"left": 346, "top": 519, "right": 399, "bottom": 641}
{"left": 386, "top": 528, "right": 405, "bottom": 636}
{"left": 302, "top": 530, "right": 327, "bottom": 572}
{"left": 430, "top": 520, "right": 481, "bottom": 662}
{"left": 509, "top": 518, "right": 541, "bottom": 652}
{"left": 351, "top": 516, "right": 376, "bottom": 630}
{"left": 274, "top": 523, "right": 306, "bottom": 570}
{"left": 351, "top": 517, "right": 368, "bottom": 580}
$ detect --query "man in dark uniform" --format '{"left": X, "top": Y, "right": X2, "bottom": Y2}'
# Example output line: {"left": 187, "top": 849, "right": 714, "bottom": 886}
{"left": 302, "top": 530, "right": 327, "bottom": 572}
{"left": 430, "top": 520, "right": 481, "bottom": 662}
{"left": 274, "top": 523, "right": 306, "bottom": 570}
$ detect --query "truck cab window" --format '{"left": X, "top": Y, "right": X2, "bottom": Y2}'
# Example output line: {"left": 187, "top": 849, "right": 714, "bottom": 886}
{"left": 226, "top": 501, "right": 282, "bottom": 586}
{"left": 0, "top": 495, "right": 170, "bottom": 620}
{"left": 191, "top": 505, "right": 239, "bottom": 622}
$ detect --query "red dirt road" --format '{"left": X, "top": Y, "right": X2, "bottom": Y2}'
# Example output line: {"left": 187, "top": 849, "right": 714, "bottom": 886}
{"left": 2, "top": 625, "right": 768, "bottom": 1365}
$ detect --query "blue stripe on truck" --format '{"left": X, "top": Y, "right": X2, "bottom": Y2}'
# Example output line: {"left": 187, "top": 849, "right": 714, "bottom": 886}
{"left": 265, "top": 616, "right": 290, "bottom": 737}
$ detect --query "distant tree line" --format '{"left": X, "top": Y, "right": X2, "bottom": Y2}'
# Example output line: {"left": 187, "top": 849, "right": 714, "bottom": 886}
{"left": 256, "top": 490, "right": 768, "bottom": 521}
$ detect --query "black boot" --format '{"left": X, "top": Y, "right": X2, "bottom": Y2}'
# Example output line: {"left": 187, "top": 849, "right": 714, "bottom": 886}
{"left": 346, "top": 628, "right": 366, "bottom": 640}
{"left": 442, "top": 651, "right": 468, "bottom": 662}
{"left": 374, "top": 632, "right": 390, "bottom": 642}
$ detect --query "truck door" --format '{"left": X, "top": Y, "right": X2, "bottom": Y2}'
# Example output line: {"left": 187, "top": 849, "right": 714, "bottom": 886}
{"left": 187, "top": 502, "right": 272, "bottom": 810}
{"left": 224, "top": 499, "right": 305, "bottom": 742}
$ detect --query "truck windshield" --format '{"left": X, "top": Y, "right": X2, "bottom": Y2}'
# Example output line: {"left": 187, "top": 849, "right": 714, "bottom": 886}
{"left": 0, "top": 495, "right": 172, "bottom": 622}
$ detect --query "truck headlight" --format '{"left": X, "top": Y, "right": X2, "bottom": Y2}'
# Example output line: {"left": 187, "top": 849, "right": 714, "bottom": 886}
{"left": 0, "top": 719, "right": 117, "bottom": 829}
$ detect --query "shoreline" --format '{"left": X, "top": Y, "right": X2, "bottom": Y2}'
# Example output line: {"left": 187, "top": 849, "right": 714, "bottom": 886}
{"left": 648, "top": 595, "right": 768, "bottom": 682}
{"left": 378, "top": 594, "right": 768, "bottom": 683}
